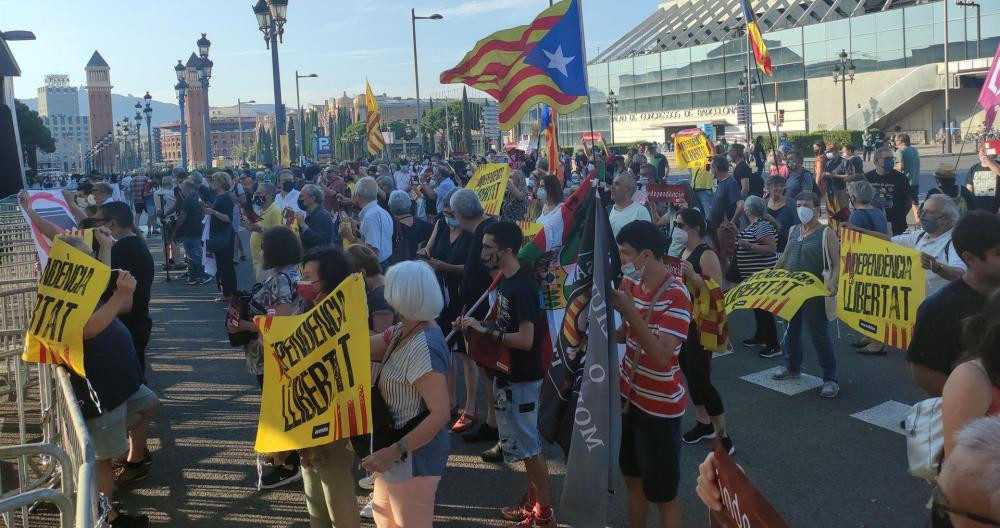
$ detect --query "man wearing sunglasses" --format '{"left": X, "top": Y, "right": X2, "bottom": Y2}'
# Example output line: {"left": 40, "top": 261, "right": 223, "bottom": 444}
{"left": 935, "top": 416, "right": 1000, "bottom": 527}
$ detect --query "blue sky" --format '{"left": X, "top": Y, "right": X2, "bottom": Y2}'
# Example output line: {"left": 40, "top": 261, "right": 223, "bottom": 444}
{"left": 3, "top": 0, "right": 651, "bottom": 106}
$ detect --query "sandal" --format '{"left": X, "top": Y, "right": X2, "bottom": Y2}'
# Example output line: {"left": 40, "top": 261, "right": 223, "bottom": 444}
{"left": 450, "top": 412, "right": 478, "bottom": 433}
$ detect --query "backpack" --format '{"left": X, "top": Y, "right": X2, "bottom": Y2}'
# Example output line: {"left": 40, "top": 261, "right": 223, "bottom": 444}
{"left": 942, "top": 186, "right": 968, "bottom": 217}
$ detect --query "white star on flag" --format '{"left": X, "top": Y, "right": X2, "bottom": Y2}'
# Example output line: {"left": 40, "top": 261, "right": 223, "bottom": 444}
{"left": 542, "top": 45, "right": 575, "bottom": 77}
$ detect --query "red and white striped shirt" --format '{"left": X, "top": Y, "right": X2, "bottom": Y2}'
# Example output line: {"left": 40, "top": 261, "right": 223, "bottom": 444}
{"left": 619, "top": 274, "right": 692, "bottom": 418}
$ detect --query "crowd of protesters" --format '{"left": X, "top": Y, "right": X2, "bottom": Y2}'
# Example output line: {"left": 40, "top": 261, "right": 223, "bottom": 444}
{"left": 21, "top": 131, "right": 1000, "bottom": 528}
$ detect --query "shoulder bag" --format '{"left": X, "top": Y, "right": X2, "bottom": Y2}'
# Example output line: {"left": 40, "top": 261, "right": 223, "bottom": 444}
{"left": 621, "top": 279, "right": 675, "bottom": 414}
{"left": 821, "top": 226, "right": 838, "bottom": 321}
{"left": 905, "top": 396, "right": 943, "bottom": 481}
{"left": 351, "top": 325, "right": 430, "bottom": 460}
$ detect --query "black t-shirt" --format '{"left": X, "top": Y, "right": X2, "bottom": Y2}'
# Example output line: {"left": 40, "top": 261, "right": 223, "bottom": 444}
{"left": 176, "top": 193, "right": 204, "bottom": 238}
{"left": 865, "top": 169, "right": 911, "bottom": 235}
{"left": 71, "top": 317, "right": 142, "bottom": 419}
{"left": 210, "top": 193, "right": 234, "bottom": 235}
{"left": 367, "top": 285, "right": 394, "bottom": 332}
{"left": 460, "top": 217, "right": 498, "bottom": 319}
{"left": 907, "top": 278, "right": 986, "bottom": 375}
{"left": 966, "top": 163, "right": 1000, "bottom": 212}
{"left": 395, "top": 217, "right": 433, "bottom": 262}
{"left": 109, "top": 236, "right": 154, "bottom": 333}
{"left": 734, "top": 161, "right": 762, "bottom": 197}
{"left": 494, "top": 267, "right": 542, "bottom": 382}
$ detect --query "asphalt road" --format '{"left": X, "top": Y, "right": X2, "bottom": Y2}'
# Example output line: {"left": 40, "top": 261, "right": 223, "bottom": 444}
{"left": 108, "top": 226, "right": 938, "bottom": 528}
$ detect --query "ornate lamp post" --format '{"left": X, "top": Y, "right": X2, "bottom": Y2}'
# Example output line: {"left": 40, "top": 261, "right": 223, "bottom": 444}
{"left": 174, "top": 60, "right": 189, "bottom": 169}
{"left": 143, "top": 91, "right": 154, "bottom": 170}
{"left": 411, "top": 10, "right": 443, "bottom": 154}
{"left": 196, "top": 33, "right": 214, "bottom": 167}
{"left": 237, "top": 98, "right": 256, "bottom": 165}
{"left": 832, "top": 49, "right": 855, "bottom": 131}
{"left": 134, "top": 107, "right": 143, "bottom": 171}
{"left": 252, "top": 0, "right": 288, "bottom": 165}
{"left": 294, "top": 71, "right": 317, "bottom": 164}
{"left": 605, "top": 89, "right": 619, "bottom": 145}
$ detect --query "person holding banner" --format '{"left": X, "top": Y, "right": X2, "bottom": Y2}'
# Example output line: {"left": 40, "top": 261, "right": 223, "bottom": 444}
{"left": 362, "top": 261, "right": 452, "bottom": 528}
{"left": 772, "top": 192, "right": 842, "bottom": 398}
{"left": 65, "top": 237, "right": 160, "bottom": 528}
{"left": 676, "top": 208, "right": 734, "bottom": 454}
{"left": 736, "top": 196, "right": 782, "bottom": 358}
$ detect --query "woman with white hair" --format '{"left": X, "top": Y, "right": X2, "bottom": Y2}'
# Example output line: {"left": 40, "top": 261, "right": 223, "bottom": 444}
{"left": 388, "top": 190, "right": 432, "bottom": 263}
{"left": 846, "top": 180, "right": 889, "bottom": 236}
{"left": 362, "top": 260, "right": 451, "bottom": 528}
{"left": 735, "top": 195, "right": 781, "bottom": 357}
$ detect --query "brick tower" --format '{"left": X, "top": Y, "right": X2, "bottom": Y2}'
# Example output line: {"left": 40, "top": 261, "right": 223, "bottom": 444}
{"left": 84, "top": 51, "right": 113, "bottom": 172}
{"left": 183, "top": 53, "right": 206, "bottom": 168}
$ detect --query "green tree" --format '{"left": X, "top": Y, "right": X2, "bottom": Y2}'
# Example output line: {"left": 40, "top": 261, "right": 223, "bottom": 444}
{"left": 15, "top": 100, "right": 55, "bottom": 171}
{"left": 386, "top": 120, "right": 416, "bottom": 143}
{"left": 422, "top": 100, "right": 463, "bottom": 154}
{"left": 342, "top": 121, "right": 367, "bottom": 160}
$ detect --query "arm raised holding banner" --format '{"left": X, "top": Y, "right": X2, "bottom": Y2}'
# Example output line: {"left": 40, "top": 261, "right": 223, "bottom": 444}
{"left": 83, "top": 270, "right": 136, "bottom": 339}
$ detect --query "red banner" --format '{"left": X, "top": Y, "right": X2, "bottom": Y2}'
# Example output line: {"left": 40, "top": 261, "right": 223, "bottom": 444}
{"left": 708, "top": 442, "right": 790, "bottom": 528}
{"left": 645, "top": 182, "right": 694, "bottom": 206}
{"left": 581, "top": 132, "right": 603, "bottom": 143}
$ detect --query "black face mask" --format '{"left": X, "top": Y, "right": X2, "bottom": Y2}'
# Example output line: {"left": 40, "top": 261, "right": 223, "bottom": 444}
{"left": 281, "top": 181, "right": 294, "bottom": 192}
{"left": 297, "top": 198, "right": 307, "bottom": 210}
{"left": 252, "top": 195, "right": 266, "bottom": 206}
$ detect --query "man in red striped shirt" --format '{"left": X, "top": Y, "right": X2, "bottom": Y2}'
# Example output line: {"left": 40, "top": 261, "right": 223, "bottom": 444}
{"left": 610, "top": 220, "right": 692, "bottom": 528}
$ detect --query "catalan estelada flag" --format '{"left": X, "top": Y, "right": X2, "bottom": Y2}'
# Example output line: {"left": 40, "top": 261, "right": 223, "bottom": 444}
{"left": 364, "top": 80, "right": 385, "bottom": 155}
{"left": 441, "top": 0, "right": 588, "bottom": 131}
{"left": 539, "top": 104, "right": 562, "bottom": 180}
{"left": 741, "top": 0, "right": 773, "bottom": 75}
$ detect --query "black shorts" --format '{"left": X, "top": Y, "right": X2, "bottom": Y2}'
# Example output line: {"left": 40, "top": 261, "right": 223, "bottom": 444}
{"left": 134, "top": 201, "right": 146, "bottom": 214}
{"left": 619, "top": 404, "right": 682, "bottom": 503}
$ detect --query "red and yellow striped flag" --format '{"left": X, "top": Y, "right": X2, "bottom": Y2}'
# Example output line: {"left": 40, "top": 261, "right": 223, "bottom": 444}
{"left": 741, "top": 0, "right": 773, "bottom": 75}
{"left": 440, "top": 0, "right": 588, "bottom": 131}
{"left": 365, "top": 80, "right": 385, "bottom": 155}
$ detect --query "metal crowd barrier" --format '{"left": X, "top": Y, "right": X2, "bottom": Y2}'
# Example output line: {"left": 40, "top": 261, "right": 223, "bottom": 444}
{"left": 0, "top": 202, "right": 99, "bottom": 528}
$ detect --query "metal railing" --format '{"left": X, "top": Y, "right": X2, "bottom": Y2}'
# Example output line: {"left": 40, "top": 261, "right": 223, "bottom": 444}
{"left": 0, "top": 201, "right": 99, "bottom": 528}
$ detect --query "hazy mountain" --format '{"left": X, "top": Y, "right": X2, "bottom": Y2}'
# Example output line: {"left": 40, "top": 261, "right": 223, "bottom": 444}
{"left": 18, "top": 90, "right": 274, "bottom": 127}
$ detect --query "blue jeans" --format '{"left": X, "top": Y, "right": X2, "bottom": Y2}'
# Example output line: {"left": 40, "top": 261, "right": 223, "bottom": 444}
{"left": 782, "top": 297, "right": 838, "bottom": 382}
{"left": 179, "top": 237, "right": 205, "bottom": 279}
{"left": 695, "top": 189, "right": 714, "bottom": 217}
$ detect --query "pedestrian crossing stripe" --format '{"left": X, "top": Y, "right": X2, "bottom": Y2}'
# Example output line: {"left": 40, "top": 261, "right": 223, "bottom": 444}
{"left": 849, "top": 400, "right": 911, "bottom": 436}
{"left": 739, "top": 366, "right": 824, "bottom": 396}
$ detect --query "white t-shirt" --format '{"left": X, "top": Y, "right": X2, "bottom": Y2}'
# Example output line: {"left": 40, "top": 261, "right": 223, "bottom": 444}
{"left": 609, "top": 201, "right": 652, "bottom": 236}
{"left": 393, "top": 170, "right": 414, "bottom": 193}
{"left": 892, "top": 228, "right": 966, "bottom": 296}
{"left": 273, "top": 189, "right": 302, "bottom": 214}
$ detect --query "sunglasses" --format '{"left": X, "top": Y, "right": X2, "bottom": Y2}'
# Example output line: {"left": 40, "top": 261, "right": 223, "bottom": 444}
{"left": 933, "top": 485, "right": 1000, "bottom": 527}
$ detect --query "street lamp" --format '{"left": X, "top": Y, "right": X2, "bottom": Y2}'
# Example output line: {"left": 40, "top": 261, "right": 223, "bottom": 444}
{"left": 134, "top": 105, "right": 143, "bottom": 171}
{"left": 195, "top": 33, "right": 213, "bottom": 167}
{"left": 237, "top": 98, "right": 256, "bottom": 165}
{"left": 252, "top": 0, "right": 288, "bottom": 166}
{"left": 832, "top": 49, "right": 855, "bottom": 131}
{"left": 294, "top": 71, "right": 317, "bottom": 165}
{"left": 174, "top": 60, "right": 189, "bottom": 169}
{"left": 143, "top": 91, "right": 154, "bottom": 171}
{"left": 605, "top": 89, "right": 619, "bottom": 145}
{"left": 411, "top": 10, "right": 443, "bottom": 155}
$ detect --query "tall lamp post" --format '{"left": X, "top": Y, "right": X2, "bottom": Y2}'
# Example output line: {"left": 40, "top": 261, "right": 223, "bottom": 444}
{"left": 294, "top": 71, "right": 317, "bottom": 164}
{"left": 120, "top": 117, "right": 131, "bottom": 170}
{"left": 196, "top": 33, "right": 214, "bottom": 168}
{"left": 832, "top": 49, "right": 855, "bottom": 131}
{"left": 143, "top": 92, "right": 154, "bottom": 170}
{"left": 134, "top": 108, "right": 143, "bottom": 171}
{"left": 237, "top": 98, "right": 256, "bottom": 165}
{"left": 605, "top": 89, "right": 619, "bottom": 145}
{"left": 737, "top": 74, "right": 757, "bottom": 142}
{"left": 252, "top": 0, "right": 288, "bottom": 166}
{"left": 411, "top": 10, "right": 443, "bottom": 155}
{"left": 174, "top": 60, "right": 189, "bottom": 169}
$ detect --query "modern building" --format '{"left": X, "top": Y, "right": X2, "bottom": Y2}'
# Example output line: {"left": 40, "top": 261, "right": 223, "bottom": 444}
{"left": 37, "top": 74, "right": 78, "bottom": 116}
{"left": 558, "top": 0, "right": 999, "bottom": 149}
{"left": 36, "top": 74, "right": 89, "bottom": 173}
{"left": 85, "top": 51, "right": 113, "bottom": 170}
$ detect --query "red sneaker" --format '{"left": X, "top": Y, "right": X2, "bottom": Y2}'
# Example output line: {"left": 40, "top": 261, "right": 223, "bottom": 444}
{"left": 500, "top": 490, "right": 534, "bottom": 521}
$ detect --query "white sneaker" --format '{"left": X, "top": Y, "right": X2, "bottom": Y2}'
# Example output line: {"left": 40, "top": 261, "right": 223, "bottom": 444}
{"left": 358, "top": 475, "right": 374, "bottom": 490}
{"left": 360, "top": 496, "right": 374, "bottom": 519}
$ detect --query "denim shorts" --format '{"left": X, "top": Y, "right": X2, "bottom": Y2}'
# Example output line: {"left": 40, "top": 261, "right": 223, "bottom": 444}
{"left": 492, "top": 378, "right": 542, "bottom": 464}
{"left": 85, "top": 384, "right": 159, "bottom": 460}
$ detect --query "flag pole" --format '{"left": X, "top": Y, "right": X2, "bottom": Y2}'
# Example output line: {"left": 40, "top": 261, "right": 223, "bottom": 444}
{"left": 578, "top": 0, "right": 599, "bottom": 157}
{"left": 752, "top": 65, "right": 780, "bottom": 174}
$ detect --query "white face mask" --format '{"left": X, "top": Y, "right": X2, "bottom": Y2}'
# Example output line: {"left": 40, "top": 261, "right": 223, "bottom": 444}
{"left": 671, "top": 226, "right": 689, "bottom": 246}
{"left": 797, "top": 206, "right": 815, "bottom": 224}
{"left": 825, "top": 152, "right": 835, "bottom": 160}
{"left": 536, "top": 188, "right": 548, "bottom": 201}
{"left": 621, "top": 253, "right": 646, "bottom": 280}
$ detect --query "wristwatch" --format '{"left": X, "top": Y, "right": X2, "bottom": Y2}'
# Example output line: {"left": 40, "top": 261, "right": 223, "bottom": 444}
{"left": 395, "top": 440, "right": 409, "bottom": 461}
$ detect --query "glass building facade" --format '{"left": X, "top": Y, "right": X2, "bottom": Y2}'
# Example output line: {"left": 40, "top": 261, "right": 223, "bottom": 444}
{"left": 558, "top": 0, "right": 1000, "bottom": 147}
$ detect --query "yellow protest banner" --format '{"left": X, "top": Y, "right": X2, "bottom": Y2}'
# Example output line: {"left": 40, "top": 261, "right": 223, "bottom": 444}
{"left": 23, "top": 235, "right": 111, "bottom": 377}
{"left": 673, "top": 128, "right": 714, "bottom": 170}
{"left": 838, "top": 228, "right": 925, "bottom": 348}
{"left": 724, "top": 269, "right": 829, "bottom": 321}
{"left": 466, "top": 163, "right": 510, "bottom": 216}
{"left": 255, "top": 274, "right": 373, "bottom": 453}
{"left": 279, "top": 134, "right": 291, "bottom": 165}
